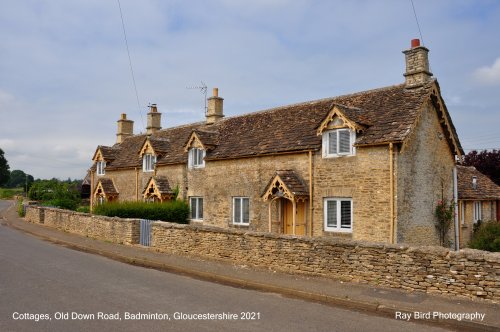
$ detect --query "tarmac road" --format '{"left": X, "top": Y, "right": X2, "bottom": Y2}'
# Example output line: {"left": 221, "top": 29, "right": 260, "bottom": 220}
{"left": 0, "top": 201, "right": 451, "bottom": 332}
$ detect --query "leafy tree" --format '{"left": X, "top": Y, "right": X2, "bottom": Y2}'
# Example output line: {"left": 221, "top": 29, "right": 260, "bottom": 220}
{"left": 6, "top": 169, "right": 34, "bottom": 189}
{"left": 463, "top": 150, "right": 500, "bottom": 185}
{"left": 0, "top": 148, "right": 10, "bottom": 186}
{"left": 28, "top": 179, "right": 81, "bottom": 210}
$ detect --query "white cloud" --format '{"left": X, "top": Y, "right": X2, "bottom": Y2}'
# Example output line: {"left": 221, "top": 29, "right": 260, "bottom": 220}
{"left": 473, "top": 58, "right": 500, "bottom": 85}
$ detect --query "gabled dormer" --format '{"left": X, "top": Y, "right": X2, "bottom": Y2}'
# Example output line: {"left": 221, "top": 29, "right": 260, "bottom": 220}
{"left": 184, "top": 130, "right": 218, "bottom": 169}
{"left": 317, "top": 104, "right": 367, "bottom": 158}
{"left": 139, "top": 137, "right": 168, "bottom": 172}
{"left": 92, "top": 146, "right": 117, "bottom": 176}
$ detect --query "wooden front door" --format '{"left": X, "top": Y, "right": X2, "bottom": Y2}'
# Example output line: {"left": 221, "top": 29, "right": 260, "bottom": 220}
{"left": 282, "top": 199, "right": 306, "bottom": 236}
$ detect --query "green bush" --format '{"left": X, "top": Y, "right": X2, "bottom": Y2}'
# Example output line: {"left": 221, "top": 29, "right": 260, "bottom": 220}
{"left": 17, "top": 198, "right": 25, "bottom": 217}
{"left": 44, "top": 198, "right": 79, "bottom": 211}
{"left": 76, "top": 206, "right": 90, "bottom": 213}
{"left": 469, "top": 221, "right": 500, "bottom": 252}
{"left": 93, "top": 200, "right": 190, "bottom": 224}
{"left": 0, "top": 187, "right": 23, "bottom": 199}
{"left": 28, "top": 179, "right": 81, "bottom": 211}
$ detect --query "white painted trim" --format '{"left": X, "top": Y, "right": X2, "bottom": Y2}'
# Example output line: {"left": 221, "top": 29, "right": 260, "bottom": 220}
{"left": 232, "top": 197, "right": 250, "bottom": 225}
{"left": 322, "top": 129, "right": 356, "bottom": 158}
{"left": 189, "top": 196, "right": 204, "bottom": 221}
{"left": 323, "top": 197, "right": 353, "bottom": 233}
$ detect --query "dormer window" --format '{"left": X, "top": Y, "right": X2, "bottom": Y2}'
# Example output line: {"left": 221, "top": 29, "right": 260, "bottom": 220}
{"left": 143, "top": 153, "right": 156, "bottom": 172}
{"left": 96, "top": 161, "right": 106, "bottom": 176}
{"left": 322, "top": 128, "right": 356, "bottom": 158}
{"left": 188, "top": 148, "right": 205, "bottom": 169}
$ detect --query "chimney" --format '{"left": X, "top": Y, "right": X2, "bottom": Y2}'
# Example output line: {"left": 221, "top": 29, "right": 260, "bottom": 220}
{"left": 117, "top": 113, "right": 134, "bottom": 143}
{"left": 146, "top": 104, "right": 161, "bottom": 135}
{"left": 403, "top": 39, "right": 433, "bottom": 88}
{"left": 206, "top": 88, "right": 224, "bottom": 124}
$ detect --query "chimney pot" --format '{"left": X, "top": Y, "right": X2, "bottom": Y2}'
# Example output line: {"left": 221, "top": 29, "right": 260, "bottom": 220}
{"left": 411, "top": 38, "right": 420, "bottom": 48}
{"left": 121, "top": 113, "right": 127, "bottom": 120}
{"left": 213, "top": 88, "right": 218, "bottom": 97}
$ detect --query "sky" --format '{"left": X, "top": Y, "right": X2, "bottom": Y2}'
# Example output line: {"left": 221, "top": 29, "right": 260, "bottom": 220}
{"left": 1, "top": 0, "right": 499, "bottom": 180}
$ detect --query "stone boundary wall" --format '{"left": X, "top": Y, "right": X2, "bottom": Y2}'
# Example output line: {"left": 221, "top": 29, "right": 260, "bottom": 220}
{"left": 25, "top": 206, "right": 139, "bottom": 245}
{"left": 24, "top": 207, "right": 499, "bottom": 302}
{"left": 152, "top": 222, "right": 500, "bottom": 302}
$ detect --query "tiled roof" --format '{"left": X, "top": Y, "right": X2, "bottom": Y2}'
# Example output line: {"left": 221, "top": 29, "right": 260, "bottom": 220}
{"left": 275, "top": 170, "right": 309, "bottom": 197}
{"left": 457, "top": 165, "right": 500, "bottom": 200}
{"left": 99, "top": 146, "right": 119, "bottom": 160}
{"left": 149, "top": 137, "right": 170, "bottom": 154}
{"left": 101, "top": 80, "right": 458, "bottom": 170}
{"left": 152, "top": 176, "right": 173, "bottom": 194}
{"left": 97, "top": 178, "right": 118, "bottom": 195}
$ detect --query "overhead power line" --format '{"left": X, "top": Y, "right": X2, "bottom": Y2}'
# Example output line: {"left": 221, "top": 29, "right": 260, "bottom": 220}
{"left": 117, "top": 0, "right": 145, "bottom": 129}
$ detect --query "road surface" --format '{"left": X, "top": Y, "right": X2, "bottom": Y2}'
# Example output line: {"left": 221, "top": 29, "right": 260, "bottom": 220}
{"left": 0, "top": 201, "right": 449, "bottom": 331}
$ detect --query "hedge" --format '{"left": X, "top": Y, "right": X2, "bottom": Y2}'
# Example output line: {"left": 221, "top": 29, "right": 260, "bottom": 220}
{"left": 93, "top": 200, "right": 190, "bottom": 224}
{"left": 469, "top": 221, "right": 500, "bottom": 252}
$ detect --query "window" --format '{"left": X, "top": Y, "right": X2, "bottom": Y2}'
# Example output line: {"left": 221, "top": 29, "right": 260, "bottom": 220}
{"left": 322, "top": 129, "right": 355, "bottom": 157}
{"left": 96, "top": 161, "right": 106, "bottom": 175}
{"left": 233, "top": 197, "right": 250, "bottom": 225}
{"left": 190, "top": 197, "right": 203, "bottom": 221}
{"left": 143, "top": 154, "right": 156, "bottom": 172}
{"left": 460, "top": 202, "right": 465, "bottom": 225}
{"left": 324, "top": 198, "right": 352, "bottom": 232}
{"left": 473, "top": 201, "right": 482, "bottom": 223}
{"left": 188, "top": 148, "right": 205, "bottom": 168}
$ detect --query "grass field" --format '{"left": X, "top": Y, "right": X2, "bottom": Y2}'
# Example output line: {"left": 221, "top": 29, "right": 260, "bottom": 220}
{"left": 0, "top": 187, "right": 24, "bottom": 199}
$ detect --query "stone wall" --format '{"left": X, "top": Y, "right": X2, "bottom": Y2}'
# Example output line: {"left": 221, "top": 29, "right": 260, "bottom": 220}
{"left": 25, "top": 206, "right": 140, "bottom": 244}
{"left": 23, "top": 206, "right": 500, "bottom": 302}
{"left": 397, "top": 102, "right": 456, "bottom": 246}
{"left": 151, "top": 221, "right": 499, "bottom": 302}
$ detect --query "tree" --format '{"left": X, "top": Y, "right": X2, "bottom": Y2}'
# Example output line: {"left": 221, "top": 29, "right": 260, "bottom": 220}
{"left": 6, "top": 169, "right": 34, "bottom": 189}
{"left": 463, "top": 150, "right": 500, "bottom": 186}
{"left": 0, "top": 148, "right": 10, "bottom": 186}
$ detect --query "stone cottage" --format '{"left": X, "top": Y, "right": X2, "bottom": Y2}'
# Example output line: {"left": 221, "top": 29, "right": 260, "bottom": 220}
{"left": 457, "top": 165, "right": 500, "bottom": 246}
{"left": 90, "top": 39, "right": 465, "bottom": 247}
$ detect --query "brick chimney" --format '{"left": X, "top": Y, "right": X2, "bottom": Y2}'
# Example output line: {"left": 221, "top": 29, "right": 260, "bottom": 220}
{"left": 403, "top": 39, "right": 433, "bottom": 88}
{"left": 206, "top": 88, "right": 224, "bottom": 124}
{"left": 116, "top": 113, "right": 134, "bottom": 143}
{"left": 146, "top": 104, "right": 161, "bottom": 135}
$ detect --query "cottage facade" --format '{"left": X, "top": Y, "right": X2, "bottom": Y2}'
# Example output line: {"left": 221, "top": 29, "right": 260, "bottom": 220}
{"left": 90, "top": 39, "right": 465, "bottom": 247}
{"left": 457, "top": 165, "right": 500, "bottom": 246}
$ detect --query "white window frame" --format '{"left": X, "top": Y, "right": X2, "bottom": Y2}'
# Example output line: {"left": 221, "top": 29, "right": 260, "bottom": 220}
{"left": 96, "top": 161, "right": 106, "bottom": 176}
{"left": 233, "top": 197, "right": 250, "bottom": 225}
{"left": 473, "top": 201, "right": 482, "bottom": 223}
{"left": 324, "top": 198, "right": 353, "bottom": 232}
{"left": 188, "top": 148, "right": 206, "bottom": 169}
{"left": 190, "top": 197, "right": 203, "bottom": 221}
{"left": 143, "top": 153, "right": 156, "bottom": 172}
{"left": 322, "top": 128, "right": 356, "bottom": 158}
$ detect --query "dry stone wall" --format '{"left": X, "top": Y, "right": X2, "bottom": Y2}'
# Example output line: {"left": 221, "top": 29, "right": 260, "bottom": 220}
{"left": 24, "top": 206, "right": 499, "bottom": 302}
{"left": 25, "top": 206, "right": 139, "bottom": 244}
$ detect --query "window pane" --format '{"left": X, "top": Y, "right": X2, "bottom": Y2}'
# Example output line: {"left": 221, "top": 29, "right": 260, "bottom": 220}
{"left": 339, "top": 130, "right": 351, "bottom": 153}
{"left": 190, "top": 198, "right": 197, "bottom": 219}
{"left": 328, "top": 132, "right": 337, "bottom": 154}
{"left": 194, "top": 149, "right": 199, "bottom": 165}
{"left": 198, "top": 198, "right": 203, "bottom": 219}
{"left": 243, "top": 198, "right": 250, "bottom": 224}
{"left": 340, "top": 201, "right": 351, "bottom": 228}
{"left": 234, "top": 198, "right": 241, "bottom": 223}
{"left": 327, "top": 200, "right": 337, "bottom": 227}
{"left": 198, "top": 149, "right": 203, "bottom": 165}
